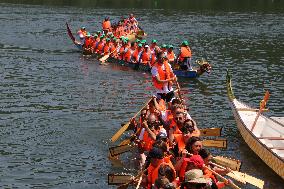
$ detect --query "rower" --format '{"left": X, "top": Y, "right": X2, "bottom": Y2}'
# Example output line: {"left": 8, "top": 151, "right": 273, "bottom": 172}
{"left": 167, "top": 45, "right": 176, "bottom": 64}
{"left": 77, "top": 26, "right": 87, "bottom": 38}
{"left": 83, "top": 33, "right": 92, "bottom": 50}
{"left": 178, "top": 40, "right": 193, "bottom": 71}
{"left": 150, "top": 39, "right": 159, "bottom": 54}
{"left": 161, "top": 44, "right": 168, "bottom": 56}
{"left": 132, "top": 43, "right": 143, "bottom": 63}
{"left": 102, "top": 16, "right": 111, "bottom": 34}
{"left": 140, "top": 44, "right": 151, "bottom": 66}
{"left": 151, "top": 52, "right": 176, "bottom": 104}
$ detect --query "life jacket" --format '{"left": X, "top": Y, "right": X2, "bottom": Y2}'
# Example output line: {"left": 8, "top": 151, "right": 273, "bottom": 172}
{"left": 140, "top": 131, "right": 155, "bottom": 152}
{"left": 132, "top": 48, "right": 142, "bottom": 63}
{"left": 97, "top": 41, "right": 105, "bottom": 53}
{"left": 167, "top": 51, "right": 175, "bottom": 62}
{"left": 102, "top": 20, "right": 111, "bottom": 31}
{"left": 103, "top": 43, "right": 111, "bottom": 55}
{"left": 173, "top": 134, "right": 186, "bottom": 154}
{"left": 149, "top": 160, "right": 176, "bottom": 187}
{"left": 84, "top": 37, "right": 92, "bottom": 48}
{"left": 109, "top": 44, "right": 117, "bottom": 57}
{"left": 152, "top": 61, "right": 174, "bottom": 90}
{"left": 140, "top": 49, "right": 151, "bottom": 64}
{"left": 118, "top": 46, "right": 125, "bottom": 60}
{"left": 77, "top": 29, "right": 87, "bottom": 38}
{"left": 124, "top": 47, "right": 135, "bottom": 62}
{"left": 179, "top": 46, "right": 192, "bottom": 62}
{"left": 150, "top": 54, "right": 157, "bottom": 67}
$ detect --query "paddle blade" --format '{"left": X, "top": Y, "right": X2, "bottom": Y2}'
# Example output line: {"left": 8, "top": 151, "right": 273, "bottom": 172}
{"left": 213, "top": 156, "right": 242, "bottom": 171}
{"left": 109, "top": 144, "right": 135, "bottom": 157}
{"left": 108, "top": 174, "right": 133, "bottom": 185}
{"left": 203, "top": 139, "right": 227, "bottom": 149}
{"left": 200, "top": 127, "right": 222, "bottom": 137}
{"left": 243, "top": 173, "right": 265, "bottom": 189}
{"left": 99, "top": 54, "right": 110, "bottom": 62}
{"left": 111, "top": 122, "right": 130, "bottom": 143}
{"left": 227, "top": 171, "right": 247, "bottom": 184}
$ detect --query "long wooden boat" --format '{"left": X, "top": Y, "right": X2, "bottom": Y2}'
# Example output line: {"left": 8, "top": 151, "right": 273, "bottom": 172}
{"left": 66, "top": 23, "right": 211, "bottom": 79}
{"left": 226, "top": 71, "right": 284, "bottom": 179}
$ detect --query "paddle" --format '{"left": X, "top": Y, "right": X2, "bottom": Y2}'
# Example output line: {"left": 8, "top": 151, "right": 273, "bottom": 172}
{"left": 200, "top": 127, "right": 222, "bottom": 137}
{"left": 212, "top": 156, "right": 242, "bottom": 172}
{"left": 210, "top": 162, "right": 265, "bottom": 188}
{"left": 99, "top": 46, "right": 120, "bottom": 63}
{"left": 111, "top": 97, "right": 153, "bottom": 143}
{"left": 251, "top": 91, "right": 270, "bottom": 132}
{"left": 202, "top": 138, "right": 227, "bottom": 149}
{"left": 206, "top": 166, "right": 241, "bottom": 189}
{"left": 117, "top": 168, "right": 148, "bottom": 189}
{"left": 108, "top": 174, "right": 133, "bottom": 185}
{"left": 109, "top": 139, "right": 227, "bottom": 157}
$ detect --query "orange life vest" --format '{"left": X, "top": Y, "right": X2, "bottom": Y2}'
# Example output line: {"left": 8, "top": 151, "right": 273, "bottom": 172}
{"left": 124, "top": 47, "right": 135, "bottom": 62}
{"left": 149, "top": 160, "right": 176, "bottom": 187}
{"left": 84, "top": 38, "right": 92, "bottom": 48}
{"left": 103, "top": 43, "right": 111, "bottom": 55}
{"left": 97, "top": 41, "right": 105, "bottom": 53}
{"left": 140, "top": 49, "right": 151, "bottom": 64}
{"left": 140, "top": 131, "right": 155, "bottom": 152}
{"left": 167, "top": 51, "right": 175, "bottom": 62}
{"left": 173, "top": 134, "right": 186, "bottom": 153}
{"left": 132, "top": 48, "right": 142, "bottom": 63}
{"left": 102, "top": 20, "right": 111, "bottom": 31}
{"left": 152, "top": 61, "right": 174, "bottom": 90}
{"left": 118, "top": 46, "right": 125, "bottom": 60}
{"left": 150, "top": 54, "right": 157, "bottom": 67}
{"left": 180, "top": 46, "right": 192, "bottom": 58}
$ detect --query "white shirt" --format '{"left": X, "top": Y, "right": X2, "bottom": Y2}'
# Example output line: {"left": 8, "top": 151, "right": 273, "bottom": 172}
{"left": 151, "top": 63, "right": 174, "bottom": 94}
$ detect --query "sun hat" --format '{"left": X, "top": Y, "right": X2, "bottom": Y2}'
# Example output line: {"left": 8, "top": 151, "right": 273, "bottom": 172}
{"left": 182, "top": 40, "right": 189, "bottom": 46}
{"left": 152, "top": 39, "right": 157, "bottom": 43}
{"left": 184, "top": 169, "right": 208, "bottom": 184}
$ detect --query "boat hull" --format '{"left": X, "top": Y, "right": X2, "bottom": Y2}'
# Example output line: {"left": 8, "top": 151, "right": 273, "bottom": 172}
{"left": 226, "top": 72, "right": 284, "bottom": 179}
{"left": 230, "top": 100, "right": 284, "bottom": 179}
{"left": 66, "top": 23, "right": 203, "bottom": 79}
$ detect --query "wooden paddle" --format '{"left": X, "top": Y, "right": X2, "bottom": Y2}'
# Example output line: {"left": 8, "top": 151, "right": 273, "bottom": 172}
{"left": 206, "top": 166, "right": 241, "bottom": 189}
{"left": 200, "top": 127, "right": 222, "bottom": 137}
{"left": 251, "top": 91, "right": 270, "bottom": 132}
{"left": 99, "top": 47, "right": 119, "bottom": 63}
{"left": 202, "top": 138, "right": 227, "bottom": 149}
{"left": 111, "top": 97, "right": 153, "bottom": 143}
{"left": 210, "top": 162, "right": 265, "bottom": 188}
{"left": 108, "top": 174, "right": 133, "bottom": 185}
{"left": 212, "top": 156, "right": 241, "bottom": 171}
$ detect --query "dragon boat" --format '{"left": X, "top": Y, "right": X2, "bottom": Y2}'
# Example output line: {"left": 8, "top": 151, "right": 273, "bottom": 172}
{"left": 66, "top": 23, "right": 212, "bottom": 79}
{"left": 226, "top": 71, "right": 284, "bottom": 179}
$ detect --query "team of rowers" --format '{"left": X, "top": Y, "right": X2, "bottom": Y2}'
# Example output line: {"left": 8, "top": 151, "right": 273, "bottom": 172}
{"left": 76, "top": 14, "right": 194, "bottom": 71}
{"left": 105, "top": 45, "right": 233, "bottom": 188}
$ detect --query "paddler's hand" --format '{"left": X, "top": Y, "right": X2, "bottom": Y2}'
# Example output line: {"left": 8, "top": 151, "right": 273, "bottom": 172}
{"left": 142, "top": 120, "right": 148, "bottom": 129}
{"left": 181, "top": 149, "right": 189, "bottom": 158}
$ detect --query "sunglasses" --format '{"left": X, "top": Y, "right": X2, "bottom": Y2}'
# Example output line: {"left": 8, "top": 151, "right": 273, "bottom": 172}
{"left": 175, "top": 117, "right": 184, "bottom": 121}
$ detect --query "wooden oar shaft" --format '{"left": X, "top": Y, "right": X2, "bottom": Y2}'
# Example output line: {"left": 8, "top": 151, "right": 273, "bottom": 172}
{"left": 206, "top": 166, "right": 241, "bottom": 189}
{"left": 111, "top": 97, "right": 153, "bottom": 142}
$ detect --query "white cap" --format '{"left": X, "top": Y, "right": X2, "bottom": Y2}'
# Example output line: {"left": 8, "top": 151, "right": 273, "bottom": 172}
{"left": 145, "top": 45, "right": 149, "bottom": 48}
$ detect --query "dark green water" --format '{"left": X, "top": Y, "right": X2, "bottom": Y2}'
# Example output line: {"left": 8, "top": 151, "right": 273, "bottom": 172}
{"left": 0, "top": 1, "right": 283, "bottom": 188}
